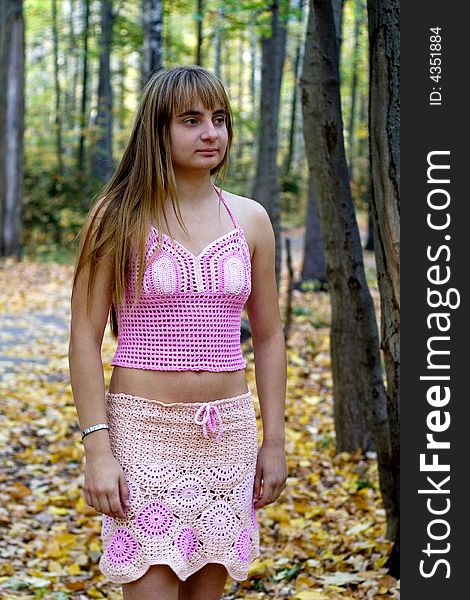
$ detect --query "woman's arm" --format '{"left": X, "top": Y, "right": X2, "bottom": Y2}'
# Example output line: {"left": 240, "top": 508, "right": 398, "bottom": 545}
{"left": 245, "top": 202, "right": 287, "bottom": 509}
{"left": 69, "top": 232, "right": 129, "bottom": 519}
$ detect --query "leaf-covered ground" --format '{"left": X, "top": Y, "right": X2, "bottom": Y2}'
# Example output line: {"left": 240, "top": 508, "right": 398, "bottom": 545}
{"left": 0, "top": 245, "right": 399, "bottom": 599}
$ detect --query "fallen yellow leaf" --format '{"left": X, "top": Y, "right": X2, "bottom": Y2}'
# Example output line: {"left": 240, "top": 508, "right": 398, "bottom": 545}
{"left": 247, "top": 558, "right": 273, "bottom": 577}
{"left": 294, "top": 591, "right": 328, "bottom": 600}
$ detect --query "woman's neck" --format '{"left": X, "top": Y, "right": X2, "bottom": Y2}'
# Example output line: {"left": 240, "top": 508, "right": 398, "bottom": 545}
{"left": 172, "top": 172, "right": 217, "bottom": 208}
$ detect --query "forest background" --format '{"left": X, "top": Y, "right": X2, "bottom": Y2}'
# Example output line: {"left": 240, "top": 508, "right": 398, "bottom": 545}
{"left": 0, "top": 0, "right": 400, "bottom": 598}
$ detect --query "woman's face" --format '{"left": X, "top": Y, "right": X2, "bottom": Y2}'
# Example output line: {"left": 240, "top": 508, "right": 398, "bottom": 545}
{"left": 169, "top": 100, "right": 228, "bottom": 174}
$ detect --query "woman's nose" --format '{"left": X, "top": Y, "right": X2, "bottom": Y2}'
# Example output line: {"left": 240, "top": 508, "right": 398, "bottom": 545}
{"left": 200, "top": 120, "right": 218, "bottom": 140}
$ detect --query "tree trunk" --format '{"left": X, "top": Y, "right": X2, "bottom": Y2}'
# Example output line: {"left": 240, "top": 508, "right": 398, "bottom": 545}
{"left": 214, "top": 3, "right": 223, "bottom": 79}
{"left": 249, "top": 21, "right": 257, "bottom": 124}
{"left": 283, "top": 0, "right": 304, "bottom": 177}
{"left": 299, "top": 0, "right": 342, "bottom": 287}
{"left": 91, "top": 0, "right": 115, "bottom": 183}
{"left": 142, "top": 0, "right": 163, "bottom": 85}
{"left": 64, "top": 0, "right": 79, "bottom": 139}
{"left": 0, "top": 0, "right": 25, "bottom": 258}
{"left": 52, "top": 0, "right": 64, "bottom": 180}
{"left": 195, "top": 0, "right": 203, "bottom": 66}
{"left": 252, "top": 0, "right": 287, "bottom": 289}
{"left": 299, "top": 181, "right": 327, "bottom": 286}
{"left": 347, "top": 0, "right": 363, "bottom": 181}
{"left": 367, "top": 0, "right": 400, "bottom": 569}
{"left": 300, "top": 0, "right": 391, "bottom": 467}
{"left": 331, "top": 0, "right": 344, "bottom": 53}
{"left": 77, "top": 0, "right": 90, "bottom": 179}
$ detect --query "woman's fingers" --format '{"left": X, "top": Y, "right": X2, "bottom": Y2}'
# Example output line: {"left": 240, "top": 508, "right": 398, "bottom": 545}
{"left": 253, "top": 467, "right": 263, "bottom": 503}
{"left": 254, "top": 476, "right": 287, "bottom": 508}
{"left": 119, "top": 474, "right": 130, "bottom": 511}
{"left": 108, "top": 492, "right": 127, "bottom": 519}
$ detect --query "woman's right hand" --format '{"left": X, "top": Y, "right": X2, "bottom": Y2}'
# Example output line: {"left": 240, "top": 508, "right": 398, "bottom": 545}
{"left": 84, "top": 451, "right": 129, "bottom": 519}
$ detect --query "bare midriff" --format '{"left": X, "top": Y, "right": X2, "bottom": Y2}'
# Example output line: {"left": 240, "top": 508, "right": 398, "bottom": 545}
{"left": 108, "top": 366, "right": 249, "bottom": 404}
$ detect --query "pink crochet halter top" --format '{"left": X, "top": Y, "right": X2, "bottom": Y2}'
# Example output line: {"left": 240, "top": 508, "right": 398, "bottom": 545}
{"left": 111, "top": 187, "right": 252, "bottom": 372}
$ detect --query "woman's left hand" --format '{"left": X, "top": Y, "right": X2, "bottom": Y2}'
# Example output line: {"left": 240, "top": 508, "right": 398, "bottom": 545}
{"left": 253, "top": 441, "right": 288, "bottom": 509}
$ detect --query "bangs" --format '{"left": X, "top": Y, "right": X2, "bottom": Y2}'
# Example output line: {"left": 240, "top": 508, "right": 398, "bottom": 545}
{"left": 168, "top": 68, "right": 230, "bottom": 116}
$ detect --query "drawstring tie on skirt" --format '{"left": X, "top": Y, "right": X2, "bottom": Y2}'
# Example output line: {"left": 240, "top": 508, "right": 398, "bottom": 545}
{"left": 194, "top": 403, "right": 224, "bottom": 443}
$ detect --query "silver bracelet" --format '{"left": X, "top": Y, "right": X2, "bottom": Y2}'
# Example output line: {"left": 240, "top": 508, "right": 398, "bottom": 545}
{"left": 81, "top": 422, "right": 109, "bottom": 440}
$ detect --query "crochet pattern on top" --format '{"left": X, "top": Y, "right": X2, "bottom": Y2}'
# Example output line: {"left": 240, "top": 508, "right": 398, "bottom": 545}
{"left": 99, "top": 391, "right": 260, "bottom": 583}
{"left": 111, "top": 189, "right": 252, "bottom": 372}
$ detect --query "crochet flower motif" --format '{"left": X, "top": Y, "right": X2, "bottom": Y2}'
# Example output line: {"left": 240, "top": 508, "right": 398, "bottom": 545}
{"left": 126, "top": 478, "right": 140, "bottom": 506}
{"left": 133, "top": 463, "right": 179, "bottom": 488}
{"left": 201, "top": 501, "right": 237, "bottom": 538}
{"left": 233, "top": 473, "right": 254, "bottom": 511}
{"left": 203, "top": 464, "right": 246, "bottom": 488}
{"left": 168, "top": 475, "right": 209, "bottom": 510}
{"left": 235, "top": 527, "right": 250, "bottom": 562}
{"left": 102, "top": 515, "right": 112, "bottom": 540}
{"left": 136, "top": 500, "right": 175, "bottom": 538}
{"left": 175, "top": 526, "right": 199, "bottom": 560}
{"left": 106, "top": 528, "right": 140, "bottom": 565}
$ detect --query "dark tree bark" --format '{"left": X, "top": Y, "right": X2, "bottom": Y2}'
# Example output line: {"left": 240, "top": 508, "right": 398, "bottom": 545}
{"left": 77, "top": 0, "right": 90, "bottom": 178}
{"left": 300, "top": 0, "right": 392, "bottom": 479}
{"left": 52, "top": 0, "right": 64, "bottom": 180}
{"left": 195, "top": 0, "right": 203, "bottom": 65}
{"left": 331, "top": 0, "right": 344, "bottom": 51}
{"left": 0, "top": 0, "right": 25, "bottom": 258}
{"left": 142, "top": 0, "right": 163, "bottom": 85}
{"left": 299, "top": 181, "right": 327, "bottom": 286}
{"left": 365, "top": 180, "right": 375, "bottom": 251}
{"left": 299, "top": 0, "right": 342, "bottom": 286}
{"left": 252, "top": 0, "right": 287, "bottom": 288}
{"left": 91, "top": 0, "right": 115, "bottom": 183}
{"left": 367, "top": 0, "right": 400, "bottom": 572}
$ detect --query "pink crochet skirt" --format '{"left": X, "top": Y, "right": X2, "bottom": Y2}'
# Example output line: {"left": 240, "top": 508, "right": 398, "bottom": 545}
{"left": 99, "top": 391, "right": 260, "bottom": 584}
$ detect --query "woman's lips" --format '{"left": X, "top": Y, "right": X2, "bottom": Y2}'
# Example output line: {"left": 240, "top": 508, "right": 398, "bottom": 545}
{"left": 197, "top": 149, "right": 218, "bottom": 154}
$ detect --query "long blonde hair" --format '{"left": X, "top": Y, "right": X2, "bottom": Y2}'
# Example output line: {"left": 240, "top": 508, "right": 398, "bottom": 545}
{"left": 72, "top": 65, "right": 234, "bottom": 338}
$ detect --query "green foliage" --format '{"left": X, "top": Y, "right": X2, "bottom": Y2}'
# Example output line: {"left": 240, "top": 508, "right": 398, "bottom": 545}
{"left": 22, "top": 0, "right": 370, "bottom": 257}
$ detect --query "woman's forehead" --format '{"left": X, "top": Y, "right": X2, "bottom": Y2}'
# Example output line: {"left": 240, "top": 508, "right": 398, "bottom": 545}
{"left": 171, "top": 87, "right": 227, "bottom": 114}
{"left": 173, "top": 104, "right": 226, "bottom": 117}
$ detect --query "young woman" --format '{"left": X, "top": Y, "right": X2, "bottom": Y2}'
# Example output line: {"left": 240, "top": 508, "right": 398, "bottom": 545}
{"left": 69, "top": 65, "right": 287, "bottom": 600}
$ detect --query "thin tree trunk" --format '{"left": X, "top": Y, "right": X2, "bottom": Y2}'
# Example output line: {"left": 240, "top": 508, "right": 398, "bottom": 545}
{"left": 252, "top": 0, "right": 287, "bottom": 288}
{"left": 142, "top": 0, "right": 163, "bottom": 85}
{"left": 78, "top": 0, "right": 90, "bottom": 178}
{"left": 64, "top": 0, "right": 78, "bottom": 137}
{"left": 249, "top": 21, "right": 257, "bottom": 124}
{"left": 235, "top": 33, "right": 244, "bottom": 162}
{"left": 347, "top": 0, "right": 363, "bottom": 181}
{"left": 367, "top": 0, "right": 400, "bottom": 568}
{"left": 283, "top": 0, "right": 304, "bottom": 177}
{"left": 300, "top": 0, "right": 392, "bottom": 466}
{"left": 117, "top": 56, "right": 126, "bottom": 154}
{"left": 214, "top": 3, "right": 223, "bottom": 79}
{"left": 0, "top": 0, "right": 25, "bottom": 258}
{"left": 91, "top": 0, "right": 115, "bottom": 183}
{"left": 195, "top": 0, "right": 203, "bottom": 65}
{"left": 52, "top": 0, "right": 64, "bottom": 180}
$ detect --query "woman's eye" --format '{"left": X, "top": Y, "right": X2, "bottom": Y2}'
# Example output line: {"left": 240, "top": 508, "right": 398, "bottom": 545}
{"left": 214, "top": 117, "right": 225, "bottom": 125}
{"left": 185, "top": 118, "right": 198, "bottom": 125}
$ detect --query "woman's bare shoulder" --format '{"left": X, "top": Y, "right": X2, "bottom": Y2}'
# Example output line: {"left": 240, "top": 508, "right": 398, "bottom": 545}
{"left": 222, "top": 190, "right": 269, "bottom": 223}
{"left": 221, "top": 190, "right": 272, "bottom": 256}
